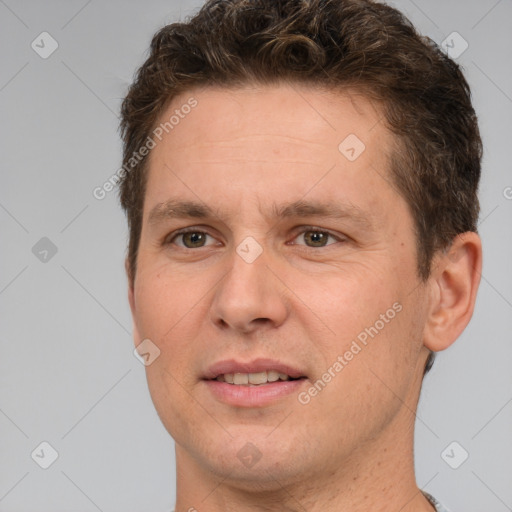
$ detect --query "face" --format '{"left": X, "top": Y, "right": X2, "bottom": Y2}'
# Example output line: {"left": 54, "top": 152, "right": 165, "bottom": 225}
{"left": 129, "top": 83, "right": 432, "bottom": 489}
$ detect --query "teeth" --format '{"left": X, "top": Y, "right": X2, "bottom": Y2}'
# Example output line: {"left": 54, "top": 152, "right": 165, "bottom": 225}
{"left": 215, "top": 371, "right": 294, "bottom": 385}
{"left": 267, "top": 370, "right": 280, "bottom": 382}
{"left": 233, "top": 373, "right": 249, "bottom": 385}
{"left": 248, "top": 371, "right": 267, "bottom": 385}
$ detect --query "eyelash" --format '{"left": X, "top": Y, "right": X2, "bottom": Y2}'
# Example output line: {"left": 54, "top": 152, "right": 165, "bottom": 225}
{"left": 165, "top": 226, "right": 346, "bottom": 249}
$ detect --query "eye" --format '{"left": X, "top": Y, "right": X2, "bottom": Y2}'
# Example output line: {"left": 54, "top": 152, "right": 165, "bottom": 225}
{"left": 169, "top": 229, "right": 217, "bottom": 249}
{"left": 292, "top": 228, "right": 342, "bottom": 248}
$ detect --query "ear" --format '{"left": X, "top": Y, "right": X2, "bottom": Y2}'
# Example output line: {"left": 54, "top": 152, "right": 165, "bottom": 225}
{"left": 126, "top": 257, "right": 141, "bottom": 347}
{"left": 423, "top": 232, "right": 482, "bottom": 352}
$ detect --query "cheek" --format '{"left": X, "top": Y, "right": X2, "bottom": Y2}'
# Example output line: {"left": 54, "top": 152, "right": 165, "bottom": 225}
{"left": 133, "top": 262, "right": 200, "bottom": 340}
{"left": 292, "top": 264, "right": 399, "bottom": 339}
{"left": 133, "top": 265, "right": 211, "bottom": 379}
{"left": 134, "top": 271, "right": 205, "bottom": 433}
{"left": 299, "top": 263, "right": 423, "bottom": 390}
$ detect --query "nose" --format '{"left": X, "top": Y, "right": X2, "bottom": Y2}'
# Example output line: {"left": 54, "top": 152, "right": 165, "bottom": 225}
{"left": 210, "top": 246, "right": 289, "bottom": 334}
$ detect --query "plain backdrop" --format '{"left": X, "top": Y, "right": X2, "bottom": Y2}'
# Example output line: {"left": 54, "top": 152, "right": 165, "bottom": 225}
{"left": 1, "top": 0, "right": 511, "bottom": 511}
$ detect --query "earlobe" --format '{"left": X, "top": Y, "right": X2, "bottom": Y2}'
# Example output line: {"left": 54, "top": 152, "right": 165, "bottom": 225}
{"left": 423, "top": 232, "right": 482, "bottom": 352}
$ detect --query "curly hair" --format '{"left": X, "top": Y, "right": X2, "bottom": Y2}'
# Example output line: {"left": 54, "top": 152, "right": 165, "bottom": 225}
{"left": 118, "top": 0, "right": 483, "bottom": 374}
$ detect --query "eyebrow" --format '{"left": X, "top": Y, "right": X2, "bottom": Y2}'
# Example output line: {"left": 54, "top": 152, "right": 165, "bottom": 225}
{"left": 148, "top": 200, "right": 217, "bottom": 225}
{"left": 147, "top": 198, "right": 375, "bottom": 230}
{"left": 272, "top": 200, "right": 374, "bottom": 229}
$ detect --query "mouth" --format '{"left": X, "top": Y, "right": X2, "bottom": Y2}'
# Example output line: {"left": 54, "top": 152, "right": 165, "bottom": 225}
{"left": 202, "top": 358, "right": 308, "bottom": 406}
{"left": 203, "top": 358, "right": 307, "bottom": 383}
{"left": 211, "top": 371, "right": 306, "bottom": 386}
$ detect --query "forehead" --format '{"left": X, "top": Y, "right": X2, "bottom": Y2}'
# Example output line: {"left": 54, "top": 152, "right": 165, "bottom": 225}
{"left": 153, "top": 83, "right": 388, "bottom": 158}
{"left": 143, "top": 83, "right": 400, "bottom": 224}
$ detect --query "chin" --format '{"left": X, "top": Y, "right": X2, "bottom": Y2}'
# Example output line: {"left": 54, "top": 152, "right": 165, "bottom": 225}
{"left": 202, "top": 431, "right": 313, "bottom": 479}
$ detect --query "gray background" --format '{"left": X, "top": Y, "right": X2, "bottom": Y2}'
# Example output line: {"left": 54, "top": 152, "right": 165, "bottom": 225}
{"left": 1, "top": 0, "right": 511, "bottom": 510}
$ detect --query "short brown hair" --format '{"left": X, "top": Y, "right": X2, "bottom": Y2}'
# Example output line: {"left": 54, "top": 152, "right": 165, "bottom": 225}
{"left": 118, "top": 0, "right": 482, "bottom": 371}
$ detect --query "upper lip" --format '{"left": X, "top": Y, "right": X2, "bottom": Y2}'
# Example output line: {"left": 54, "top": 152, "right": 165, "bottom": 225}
{"left": 203, "top": 358, "right": 306, "bottom": 380}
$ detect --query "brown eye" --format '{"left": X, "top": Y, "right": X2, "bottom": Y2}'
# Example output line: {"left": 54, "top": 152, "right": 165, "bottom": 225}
{"left": 303, "top": 231, "right": 331, "bottom": 247}
{"left": 172, "top": 231, "right": 213, "bottom": 248}
{"left": 290, "top": 227, "right": 342, "bottom": 249}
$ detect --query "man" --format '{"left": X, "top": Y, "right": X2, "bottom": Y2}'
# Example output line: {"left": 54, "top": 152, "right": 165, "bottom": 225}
{"left": 118, "top": 0, "right": 482, "bottom": 510}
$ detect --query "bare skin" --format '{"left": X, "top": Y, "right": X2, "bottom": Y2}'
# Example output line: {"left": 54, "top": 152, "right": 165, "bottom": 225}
{"left": 127, "top": 83, "right": 482, "bottom": 512}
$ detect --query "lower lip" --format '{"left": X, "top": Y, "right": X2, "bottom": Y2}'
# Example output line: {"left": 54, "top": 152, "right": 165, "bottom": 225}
{"left": 203, "top": 379, "right": 306, "bottom": 407}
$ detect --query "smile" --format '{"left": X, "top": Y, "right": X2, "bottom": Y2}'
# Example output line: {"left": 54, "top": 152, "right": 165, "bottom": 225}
{"left": 213, "top": 371, "right": 302, "bottom": 385}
